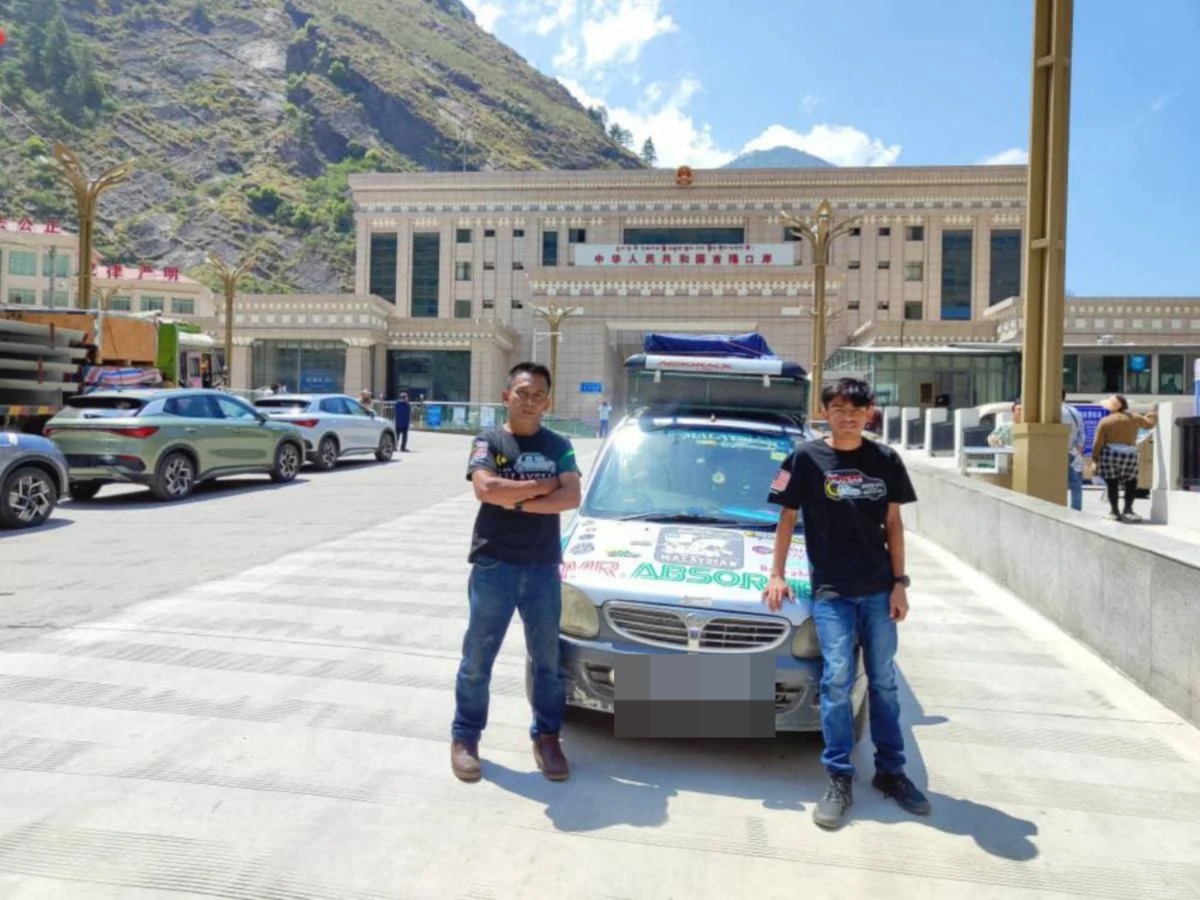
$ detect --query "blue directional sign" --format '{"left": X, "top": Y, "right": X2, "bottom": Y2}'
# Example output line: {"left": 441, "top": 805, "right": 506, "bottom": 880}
{"left": 580, "top": 382, "right": 603, "bottom": 393}
{"left": 1073, "top": 404, "right": 1108, "bottom": 455}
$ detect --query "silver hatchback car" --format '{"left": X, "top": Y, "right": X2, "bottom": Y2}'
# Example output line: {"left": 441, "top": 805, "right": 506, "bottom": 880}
{"left": 254, "top": 393, "right": 397, "bottom": 470}
{"left": 0, "top": 431, "right": 69, "bottom": 529}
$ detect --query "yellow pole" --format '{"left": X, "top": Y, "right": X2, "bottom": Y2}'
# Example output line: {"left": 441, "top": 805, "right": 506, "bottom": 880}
{"left": 1013, "top": 0, "right": 1074, "bottom": 503}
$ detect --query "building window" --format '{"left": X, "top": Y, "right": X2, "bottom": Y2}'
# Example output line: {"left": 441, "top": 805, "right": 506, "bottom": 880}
{"left": 940, "top": 230, "right": 973, "bottom": 320}
{"left": 1159, "top": 354, "right": 1185, "bottom": 394}
{"left": 171, "top": 298, "right": 195, "bottom": 315}
{"left": 876, "top": 300, "right": 890, "bottom": 310}
{"left": 846, "top": 300, "right": 860, "bottom": 311}
{"left": 514, "top": 229, "right": 525, "bottom": 238}
{"left": 388, "top": 349, "right": 471, "bottom": 402}
{"left": 1079, "top": 355, "right": 1125, "bottom": 393}
{"left": 989, "top": 229, "right": 1022, "bottom": 305}
{"left": 1126, "top": 354, "right": 1152, "bottom": 394}
{"left": 904, "top": 261, "right": 924, "bottom": 281}
{"left": 878, "top": 227, "right": 891, "bottom": 237}
{"left": 411, "top": 232, "right": 440, "bottom": 318}
{"left": 568, "top": 228, "right": 587, "bottom": 243}
{"left": 1063, "top": 354, "right": 1079, "bottom": 393}
{"left": 141, "top": 296, "right": 165, "bottom": 312}
{"left": 369, "top": 233, "right": 398, "bottom": 303}
{"left": 848, "top": 260, "right": 861, "bottom": 270}
{"left": 8, "top": 250, "right": 37, "bottom": 277}
{"left": 512, "top": 299, "right": 524, "bottom": 310}
{"left": 513, "top": 261, "right": 525, "bottom": 271}
{"left": 623, "top": 227, "right": 745, "bottom": 244}
{"left": 454, "top": 299, "right": 472, "bottom": 318}
{"left": 542, "top": 231, "right": 558, "bottom": 266}
{"left": 484, "top": 228, "right": 495, "bottom": 238}
{"left": 456, "top": 228, "right": 472, "bottom": 244}
{"left": 44, "top": 251, "right": 70, "bottom": 277}
{"left": 483, "top": 261, "right": 495, "bottom": 271}
{"left": 783, "top": 227, "right": 800, "bottom": 242}
{"left": 455, "top": 261, "right": 472, "bottom": 281}
{"left": 253, "top": 340, "right": 346, "bottom": 393}
{"left": 482, "top": 299, "right": 495, "bottom": 309}
{"left": 7, "top": 287, "right": 37, "bottom": 305}
{"left": 109, "top": 295, "right": 132, "bottom": 311}
{"left": 848, "top": 227, "right": 861, "bottom": 237}
{"left": 905, "top": 226, "right": 925, "bottom": 241}
{"left": 904, "top": 301, "right": 923, "bottom": 320}
{"left": 878, "top": 260, "right": 891, "bottom": 270}
{"left": 45, "top": 290, "right": 69, "bottom": 308}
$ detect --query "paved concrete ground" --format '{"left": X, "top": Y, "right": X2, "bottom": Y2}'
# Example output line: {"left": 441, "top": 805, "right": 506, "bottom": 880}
{"left": 0, "top": 432, "right": 1199, "bottom": 898}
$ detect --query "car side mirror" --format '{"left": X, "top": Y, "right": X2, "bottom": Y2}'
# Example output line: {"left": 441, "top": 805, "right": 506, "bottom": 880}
{"left": 256, "top": 412, "right": 269, "bottom": 424}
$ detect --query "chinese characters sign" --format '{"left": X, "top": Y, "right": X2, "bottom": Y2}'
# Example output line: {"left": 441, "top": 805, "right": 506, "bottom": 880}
{"left": 0, "top": 217, "right": 64, "bottom": 235}
{"left": 574, "top": 243, "right": 796, "bottom": 268}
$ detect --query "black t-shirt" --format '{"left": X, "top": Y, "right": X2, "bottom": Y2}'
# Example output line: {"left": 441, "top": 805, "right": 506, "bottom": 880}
{"left": 767, "top": 437, "right": 917, "bottom": 600}
{"left": 466, "top": 426, "right": 580, "bottom": 565}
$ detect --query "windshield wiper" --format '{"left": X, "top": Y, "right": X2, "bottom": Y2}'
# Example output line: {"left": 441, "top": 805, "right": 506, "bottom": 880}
{"left": 617, "top": 512, "right": 748, "bottom": 525}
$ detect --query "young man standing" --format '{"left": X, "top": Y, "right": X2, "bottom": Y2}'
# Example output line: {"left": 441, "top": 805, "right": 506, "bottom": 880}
{"left": 764, "top": 377, "right": 930, "bottom": 829}
{"left": 597, "top": 399, "right": 613, "bottom": 438}
{"left": 394, "top": 392, "right": 412, "bottom": 452}
{"left": 452, "top": 363, "right": 582, "bottom": 783}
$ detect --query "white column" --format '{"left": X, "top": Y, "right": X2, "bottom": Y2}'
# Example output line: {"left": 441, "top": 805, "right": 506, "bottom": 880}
{"left": 901, "top": 407, "right": 922, "bottom": 447}
{"left": 883, "top": 406, "right": 901, "bottom": 443}
{"left": 953, "top": 407, "right": 981, "bottom": 460}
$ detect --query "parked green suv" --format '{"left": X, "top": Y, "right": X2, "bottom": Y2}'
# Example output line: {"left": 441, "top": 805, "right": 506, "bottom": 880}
{"left": 45, "top": 389, "right": 306, "bottom": 502}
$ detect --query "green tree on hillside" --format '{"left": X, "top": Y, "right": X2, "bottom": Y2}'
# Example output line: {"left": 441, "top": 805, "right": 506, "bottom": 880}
{"left": 641, "top": 137, "right": 657, "bottom": 167}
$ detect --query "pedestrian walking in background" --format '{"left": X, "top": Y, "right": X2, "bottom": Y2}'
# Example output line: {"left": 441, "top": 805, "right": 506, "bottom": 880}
{"left": 763, "top": 377, "right": 930, "bottom": 830}
{"left": 1091, "top": 394, "right": 1156, "bottom": 523}
{"left": 359, "top": 389, "right": 374, "bottom": 411}
{"left": 394, "top": 392, "right": 412, "bottom": 451}
{"left": 597, "top": 398, "right": 613, "bottom": 438}
{"left": 451, "top": 362, "right": 582, "bottom": 784}
{"left": 1063, "top": 391, "right": 1085, "bottom": 511}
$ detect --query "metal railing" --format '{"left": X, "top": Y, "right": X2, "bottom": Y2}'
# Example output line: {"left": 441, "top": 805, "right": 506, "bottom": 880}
{"left": 1180, "top": 417, "right": 1200, "bottom": 491}
{"left": 931, "top": 421, "right": 956, "bottom": 454}
{"left": 886, "top": 414, "right": 901, "bottom": 443}
{"left": 961, "top": 425, "right": 993, "bottom": 448}
{"left": 372, "top": 401, "right": 598, "bottom": 438}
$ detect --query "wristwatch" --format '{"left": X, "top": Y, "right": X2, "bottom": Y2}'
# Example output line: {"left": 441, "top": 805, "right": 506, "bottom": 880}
{"left": 893, "top": 575, "right": 911, "bottom": 588}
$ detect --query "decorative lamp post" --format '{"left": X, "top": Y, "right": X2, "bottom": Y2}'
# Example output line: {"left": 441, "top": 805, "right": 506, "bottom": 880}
{"left": 52, "top": 142, "right": 134, "bottom": 311}
{"left": 779, "top": 199, "right": 860, "bottom": 422}
{"left": 529, "top": 301, "right": 580, "bottom": 411}
{"left": 206, "top": 252, "right": 256, "bottom": 387}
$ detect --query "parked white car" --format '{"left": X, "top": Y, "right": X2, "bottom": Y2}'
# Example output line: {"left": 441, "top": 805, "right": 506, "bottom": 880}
{"left": 253, "top": 393, "right": 396, "bottom": 470}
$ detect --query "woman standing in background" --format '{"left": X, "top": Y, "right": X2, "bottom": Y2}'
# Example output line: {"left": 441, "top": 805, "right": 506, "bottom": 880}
{"left": 1091, "top": 394, "right": 1156, "bottom": 522}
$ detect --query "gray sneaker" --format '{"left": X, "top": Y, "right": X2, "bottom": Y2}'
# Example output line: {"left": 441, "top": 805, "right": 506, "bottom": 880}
{"left": 813, "top": 775, "right": 853, "bottom": 829}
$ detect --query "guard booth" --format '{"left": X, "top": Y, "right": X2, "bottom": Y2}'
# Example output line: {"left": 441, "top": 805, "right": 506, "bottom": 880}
{"left": 622, "top": 332, "right": 809, "bottom": 425}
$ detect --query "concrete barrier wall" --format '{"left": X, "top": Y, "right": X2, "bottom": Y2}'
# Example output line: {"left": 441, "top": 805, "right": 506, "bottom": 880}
{"left": 903, "top": 455, "right": 1200, "bottom": 727}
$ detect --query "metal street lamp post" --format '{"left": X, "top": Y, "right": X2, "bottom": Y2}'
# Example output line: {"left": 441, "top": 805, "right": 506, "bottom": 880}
{"left": 779, "top": 200, "right": 861, "bottom": 422}
{"left": 52, "top": 142, "right": 134, "bottom": 311}
{"left": 529, "top": 301, "right": 580, "bottom": 411}
{"left": 206, "top": 252, "right": 256, "bottom": 388}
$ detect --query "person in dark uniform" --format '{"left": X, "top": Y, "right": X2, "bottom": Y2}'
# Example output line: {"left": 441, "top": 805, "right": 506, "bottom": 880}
{"left": 394, "top": 392, "right": 411, "bottom": 451}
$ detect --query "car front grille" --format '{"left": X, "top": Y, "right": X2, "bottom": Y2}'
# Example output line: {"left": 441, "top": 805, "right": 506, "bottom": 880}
{"left": 605, "top": 601, "right": 789, "bottom": 652}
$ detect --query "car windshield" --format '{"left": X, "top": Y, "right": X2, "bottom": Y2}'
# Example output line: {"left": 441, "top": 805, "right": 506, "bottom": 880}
{"left": 255, "top": 398, "right": 310, "bottom": 412}
{"left": 57, "top": 395, "right": 148, "bottom": 419}
{"left": 581, "top": 423, "right": 798, "bottom": 527}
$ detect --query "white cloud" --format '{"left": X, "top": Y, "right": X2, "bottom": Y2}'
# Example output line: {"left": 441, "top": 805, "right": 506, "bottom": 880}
{"left": 535, "top": 0, "right": 577, "bottom": 35}
{"left": 980, "top": 147, "right": 1029, "bottom": 165}
{"left": 462, "top": 0, "right": 505, "bottom": 33}
{"left": 558, "top": 76, "right": 606, "bottom": 111}
{"left": 742, "top": 124, "right": 902, "bottom": 167}
{"left": 800, "top": 94, "right": 822, "bottom": 117}
{"left": 581, "top": 0, "right": 677, "bottom": 70}
{"left": 553, "top": 38, "right": 579, "bottom": 69}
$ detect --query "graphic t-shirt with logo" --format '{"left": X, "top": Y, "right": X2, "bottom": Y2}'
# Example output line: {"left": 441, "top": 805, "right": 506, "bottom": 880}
{"left": 466, "top": 426, "right": 580, "bottom": 565}
{"left": 767, "top": 438, "right": 916, "bottom": 600}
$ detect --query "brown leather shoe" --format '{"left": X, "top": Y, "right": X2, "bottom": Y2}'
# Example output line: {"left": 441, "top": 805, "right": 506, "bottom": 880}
{"left": 532, "top": 733, "right": 569, "bottom": 781}
{"left": 451, "top": 740, "right": 481, "bottom": 782}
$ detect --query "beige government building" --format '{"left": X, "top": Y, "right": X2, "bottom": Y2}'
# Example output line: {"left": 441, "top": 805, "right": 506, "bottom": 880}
{"left": 232, "top": 164, "right": 1198, "bottom": 420}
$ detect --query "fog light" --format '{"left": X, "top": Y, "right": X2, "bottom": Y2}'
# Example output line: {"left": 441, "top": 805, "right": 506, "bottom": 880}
{"left": 560, "top": 583, "right": 600, "bottom": 638}
{"left": 791, "top": 617, "right": 821, "bottom": 658}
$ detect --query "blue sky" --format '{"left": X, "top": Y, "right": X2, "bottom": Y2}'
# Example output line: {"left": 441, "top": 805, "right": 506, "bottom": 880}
{"left": 462, "top": 0, "right": 1199, "bottom": 297}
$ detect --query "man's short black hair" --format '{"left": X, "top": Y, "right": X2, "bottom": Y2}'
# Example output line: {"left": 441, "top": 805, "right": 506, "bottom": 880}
{"left": 508, "top": 361, "right": 552, "bottom": 391}
{"left": 821, "top": 377, "right": 874, "bottom": 409}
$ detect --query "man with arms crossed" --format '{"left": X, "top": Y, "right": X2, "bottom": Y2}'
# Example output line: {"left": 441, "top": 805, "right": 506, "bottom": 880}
{"left": 764, "top": 377, "right": 930, "bottom": 829}
{"left": 452, "top": 363, "right": 582, "bottom": 783}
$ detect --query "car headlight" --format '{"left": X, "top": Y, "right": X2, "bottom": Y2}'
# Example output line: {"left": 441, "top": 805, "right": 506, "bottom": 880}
{"left": 560, "top": 583, "right": 600, "bottom": 638}
{"left": 791, "top": 617, "right": 821, "bottom": 658}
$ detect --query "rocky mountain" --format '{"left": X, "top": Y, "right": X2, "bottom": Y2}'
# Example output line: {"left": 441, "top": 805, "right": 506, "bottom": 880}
{"left": 0, "top": 0, "right": 642, "bottom": 294}
{"left": 722, "top": 146, "right": 834, "bottom": 169}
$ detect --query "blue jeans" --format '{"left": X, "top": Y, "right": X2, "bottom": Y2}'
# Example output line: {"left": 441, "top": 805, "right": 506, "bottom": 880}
{"left": 452, "top": 555, "right": 565, "bottom": 743}
{"left": 812, "top": 591, "right": 905, "bottom": 778}
{"left": 1067, "top": 461, "right": 1083, "bottom": 511}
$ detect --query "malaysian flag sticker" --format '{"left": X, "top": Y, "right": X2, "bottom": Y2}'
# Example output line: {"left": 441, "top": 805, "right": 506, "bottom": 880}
{"left": 770, "top": 469, "right": 790, "bottom": 493}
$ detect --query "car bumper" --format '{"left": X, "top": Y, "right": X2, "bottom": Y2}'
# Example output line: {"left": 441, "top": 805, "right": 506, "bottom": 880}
{"left": 559, "top": 637, "right": 864, "bottom": 732}
{"left": 64, "top": 454, "right": 151, "bottom": 485}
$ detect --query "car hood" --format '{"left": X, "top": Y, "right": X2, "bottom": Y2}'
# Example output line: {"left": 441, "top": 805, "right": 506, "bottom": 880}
{"left": 560, "top": 516, "right": 814, "bottom": 623}
{"left": 1, "top": 431, "right": 62, "bottom": 456}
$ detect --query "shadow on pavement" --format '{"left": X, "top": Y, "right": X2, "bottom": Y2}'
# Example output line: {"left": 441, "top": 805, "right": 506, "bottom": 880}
{"left": 851, "top": 667, "right": 1040, "bottom": 862}
{"left": 0, "top": 516, "right": 75, "bottom": 538}
{"left": 62, "top": 477, "right": 310, "bottom": 510}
